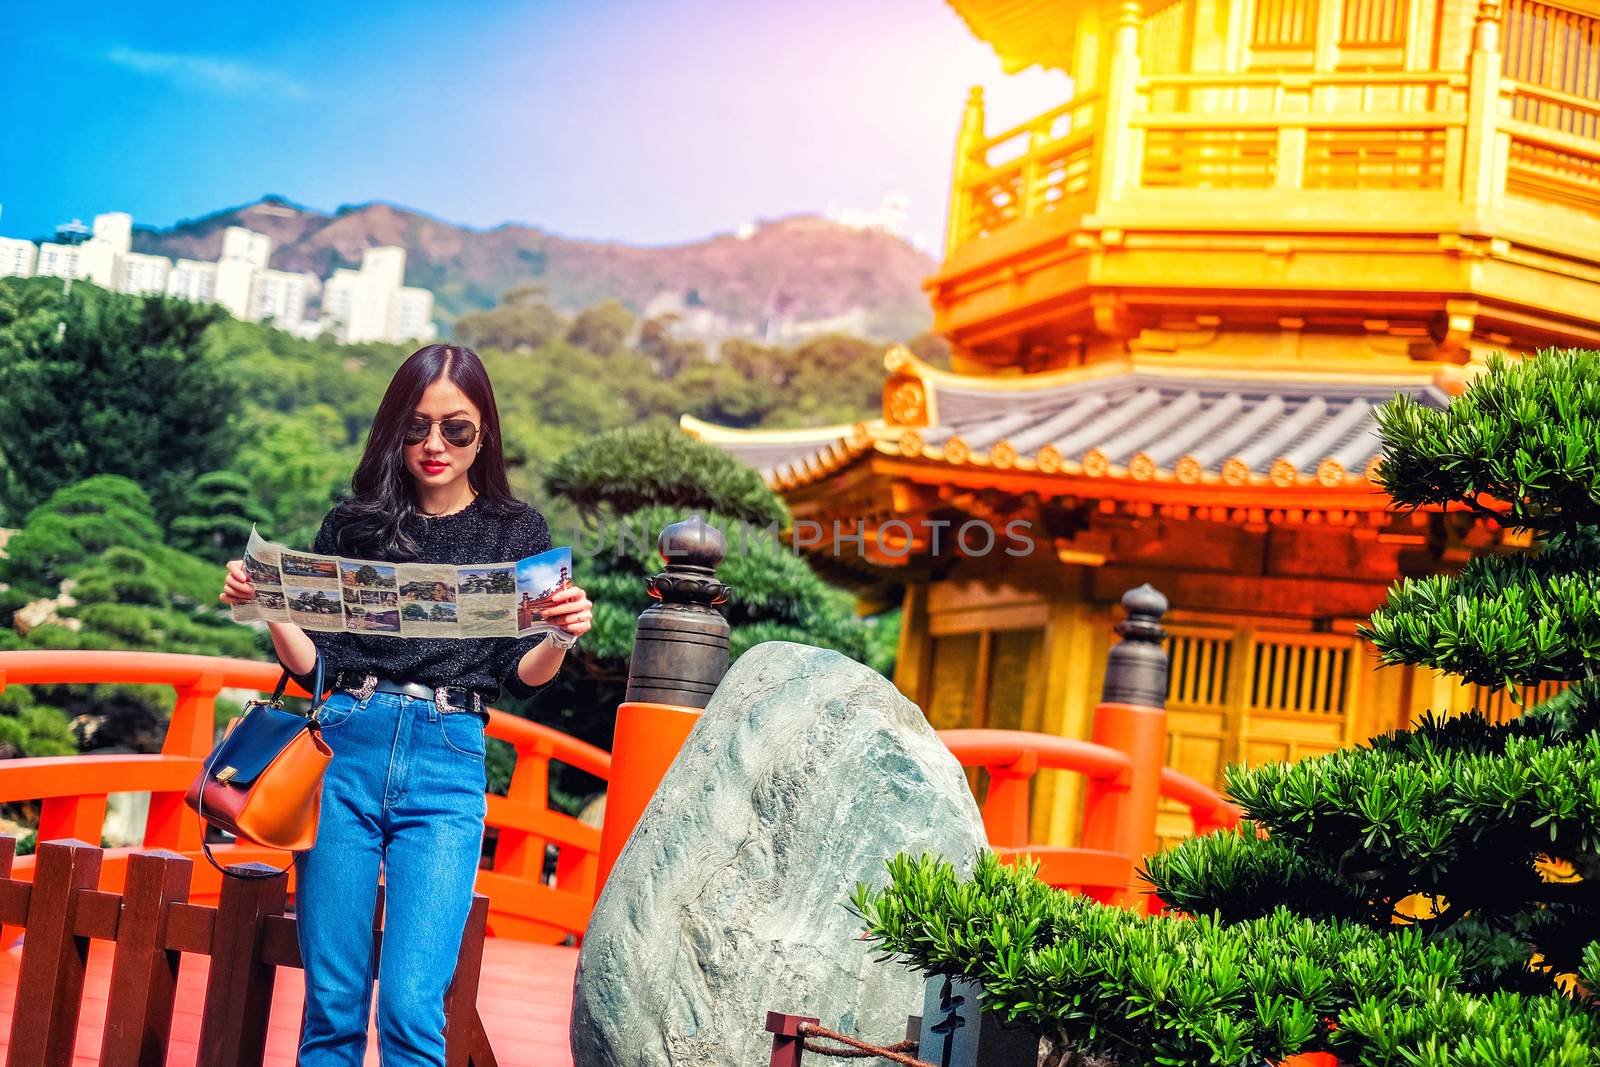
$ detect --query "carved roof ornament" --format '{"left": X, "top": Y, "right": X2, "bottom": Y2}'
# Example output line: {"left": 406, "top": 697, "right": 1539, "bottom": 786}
{"left": 886, "top": 380, "right": 928, "bottom": 426}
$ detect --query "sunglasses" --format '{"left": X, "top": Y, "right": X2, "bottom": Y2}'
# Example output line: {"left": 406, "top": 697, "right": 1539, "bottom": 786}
{"left": 403, "top": 416, "right": 479, "bottom": 448}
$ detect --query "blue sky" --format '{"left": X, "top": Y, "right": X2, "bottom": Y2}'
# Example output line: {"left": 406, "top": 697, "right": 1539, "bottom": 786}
{"left": 0, "top": 1, "right": 1070, "bottom": 249}
{"left": 517, "top": 548, "right": 571, "bottom": 596}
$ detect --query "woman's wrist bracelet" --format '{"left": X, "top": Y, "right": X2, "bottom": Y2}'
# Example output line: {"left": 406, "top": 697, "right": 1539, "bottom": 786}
{"left": 548, "top": 630, "right": 578, "bottom": 649}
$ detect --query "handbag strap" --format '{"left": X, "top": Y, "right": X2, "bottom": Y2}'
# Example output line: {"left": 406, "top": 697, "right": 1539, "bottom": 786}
{"left": 200, "top": 834, "right": 292, "bottom": 879}
{"left": 197, "top": 653, "right": 326, "bottom": 881}
{"left": 304, "top": 652, "right": 327, "bottom": 714}
{"left": 268, "top": 653, "right": 328, "bottom": 710}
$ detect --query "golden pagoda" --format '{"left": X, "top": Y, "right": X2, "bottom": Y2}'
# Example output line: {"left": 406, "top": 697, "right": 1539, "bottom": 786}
{"left": 685, "top": 0, "right": 1600, "bottom": 845}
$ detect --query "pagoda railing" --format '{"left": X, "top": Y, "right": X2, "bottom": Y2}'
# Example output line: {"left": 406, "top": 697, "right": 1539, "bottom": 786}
{"left": 947, "top": 90, "right": 1101, "bottom": 248}
{"left": 1502, "top": 82, "right": 1600, "bottom": 211}
{"left": 945, "top": 1, "right": 1600, "bottom": 254}
{"left": 1132, "top": 70, "right": 1469, "bottom": 196}
{"left": 1504, "top": 0, "right": 1600, "bottom": 136}
{"left": 1507, "top": 79, "right": 1600, "bottom": 139}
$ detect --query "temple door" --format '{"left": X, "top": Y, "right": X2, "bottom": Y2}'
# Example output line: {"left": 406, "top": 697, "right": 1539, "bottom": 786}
{"left": 1156, "top": 623, "right": 1361, "bottom": 850}
{"left": 1156, "top": 622, "right": 1245, "bottom": 850}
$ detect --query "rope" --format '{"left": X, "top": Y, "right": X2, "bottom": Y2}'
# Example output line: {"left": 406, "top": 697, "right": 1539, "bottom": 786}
{"left": 797, "top": 1022, "right": 934, "bottom": 1066}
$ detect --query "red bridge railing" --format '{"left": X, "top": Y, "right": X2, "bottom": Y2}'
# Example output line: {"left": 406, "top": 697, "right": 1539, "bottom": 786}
{"left": 0, "top": 650, "right": 608, "bottom": 945}
{"left": 937, "top": 729, "right": 1240, "bottom": 905}
{"left": 0, "top": 643, "right": 1240, "bottom": 936}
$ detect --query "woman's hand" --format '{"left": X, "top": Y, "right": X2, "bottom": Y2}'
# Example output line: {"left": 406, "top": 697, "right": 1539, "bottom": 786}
{"left": 220, "top": 559, "right": 257, "bottom": 606}
{"left": 223, "top": 560, "right": 316, "bottom": 674}
{"left": 544, "top": 583, "right": 593, "bottom": 642}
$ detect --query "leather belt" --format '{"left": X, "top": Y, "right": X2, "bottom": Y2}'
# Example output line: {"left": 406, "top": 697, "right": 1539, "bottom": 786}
{"left": 332, "top": 671, "right": 488, "bottom": 721}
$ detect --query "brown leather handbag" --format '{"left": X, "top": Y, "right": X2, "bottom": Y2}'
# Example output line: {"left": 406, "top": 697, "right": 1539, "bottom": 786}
{"left": 184, "top": 656, "right": 333, "bottom": 877}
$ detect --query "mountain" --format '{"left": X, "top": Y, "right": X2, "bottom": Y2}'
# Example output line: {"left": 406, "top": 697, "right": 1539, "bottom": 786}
{"left": 131, "top": 196, "right": 938, "bottom": 342}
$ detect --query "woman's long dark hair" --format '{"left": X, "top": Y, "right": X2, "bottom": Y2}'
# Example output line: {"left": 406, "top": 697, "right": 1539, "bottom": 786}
{"left": 330, "top": 343, "right": 526, "bottom": 560}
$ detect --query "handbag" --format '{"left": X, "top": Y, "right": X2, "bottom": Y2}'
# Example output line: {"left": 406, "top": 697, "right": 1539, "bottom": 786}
{"left": 183, "top": 655, "right": 334, "bottom": 878}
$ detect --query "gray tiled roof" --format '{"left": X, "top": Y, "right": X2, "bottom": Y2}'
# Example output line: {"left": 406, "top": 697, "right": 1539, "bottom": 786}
{"left": 687, "top": 370, "right": 1450, "bottom": 490}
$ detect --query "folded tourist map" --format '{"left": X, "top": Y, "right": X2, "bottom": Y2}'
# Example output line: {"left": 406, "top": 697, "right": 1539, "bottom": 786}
{"left": 230, "top": 525, "right": 574, "bottom": 639}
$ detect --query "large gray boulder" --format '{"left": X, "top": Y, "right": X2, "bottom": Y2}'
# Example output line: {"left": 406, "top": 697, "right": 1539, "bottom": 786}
{"left": 571, "top": 640, "right": 987, "bottom": 1066}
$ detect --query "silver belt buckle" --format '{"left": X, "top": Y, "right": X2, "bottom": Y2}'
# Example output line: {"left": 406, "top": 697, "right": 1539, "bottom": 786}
{"left": 349, "top": 674, "right": 377, "bottom": 701}
{"left": 435, "top": 687, "right": 481, "bottom": 717}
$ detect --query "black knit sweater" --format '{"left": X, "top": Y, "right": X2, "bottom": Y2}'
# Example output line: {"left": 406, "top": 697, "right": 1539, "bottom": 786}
{"left": 277, "top": 496, "right": 558, "bottom": 704}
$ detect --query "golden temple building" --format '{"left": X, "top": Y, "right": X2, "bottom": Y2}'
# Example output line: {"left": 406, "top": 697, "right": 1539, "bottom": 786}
{"left": 685, "top": 0, "right": 1600, "bottom": 845}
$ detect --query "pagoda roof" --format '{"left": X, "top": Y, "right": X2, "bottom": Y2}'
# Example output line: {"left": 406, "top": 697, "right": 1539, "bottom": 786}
{"left": 683, "top": 359, "right": 1456, "bottom": 500}
{"left": 944, "top": 0, "right": 1091, "bottom": 74}
{"left": 680, "top": 419, "right": 877, "bottom": 482}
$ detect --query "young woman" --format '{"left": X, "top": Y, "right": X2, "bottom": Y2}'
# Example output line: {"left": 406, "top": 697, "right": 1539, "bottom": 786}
{"left": 218, "top": 343, "right": 591, "bottom": 1066}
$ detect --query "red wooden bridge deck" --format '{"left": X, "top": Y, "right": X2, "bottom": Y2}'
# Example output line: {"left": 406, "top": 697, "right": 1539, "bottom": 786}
{"left": 0, "top": 937, "right": 578, "bottom": 1067}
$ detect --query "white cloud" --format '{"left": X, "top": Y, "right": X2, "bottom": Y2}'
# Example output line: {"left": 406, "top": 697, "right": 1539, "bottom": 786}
{"left": 104, "top": 46, "right": 308, "bottom": 101}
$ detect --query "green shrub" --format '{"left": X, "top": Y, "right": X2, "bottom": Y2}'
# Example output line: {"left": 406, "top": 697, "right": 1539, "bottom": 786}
{"left": 0, "top": 278, "right": 236, "bottom": 521}
{"left": 0, "top": 688, "right": 76, "bottom": 757}
{"left": 1145, "top": 695, "right": 1600, "bottom": 988}
{"left": 1364, "top": 350, "right": 1600, "bottom": 688}
{"left": 855, "top": 853, "right": 1600, "bottom": 1067}
{"left": 545, "top": 423, "right": 787, "bottom": 526}
{"left": 72, "top": 603, "right": 156, "bottom": 643}
{"left": 169, "top": 470, "right": 266, "bottom": 564}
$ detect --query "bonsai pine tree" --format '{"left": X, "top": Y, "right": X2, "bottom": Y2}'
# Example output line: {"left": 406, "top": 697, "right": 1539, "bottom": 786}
{"left": 856, "top": 350, "right": 1600, "bottom": 1064}
{"left": 169, "top": 470, "right": 268, "bottom": 564}
{"left": 487, "top": 424, "right": 899, "bottom": 807}
{"left": 1146, "top": 350, "right": 1600, "bottom": 989}
{"left": 0, "top": 475, "right": 257, "bottom": 758}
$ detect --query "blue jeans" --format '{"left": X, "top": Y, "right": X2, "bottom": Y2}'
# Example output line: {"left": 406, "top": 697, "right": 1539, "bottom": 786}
{"left": 294, "top": 689, "right": 488, "bottom": 1066}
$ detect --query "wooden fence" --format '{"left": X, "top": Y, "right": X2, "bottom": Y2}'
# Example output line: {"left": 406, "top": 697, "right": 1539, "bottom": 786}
{"left": 0, "top": 836, "right": 498, "bottom": 1067}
